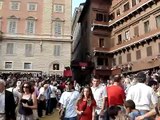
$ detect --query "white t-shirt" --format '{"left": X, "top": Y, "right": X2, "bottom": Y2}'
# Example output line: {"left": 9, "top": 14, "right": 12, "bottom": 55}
{"left": 126, "top": 83, "right": 158, "bottom": 110}
{"left": 59, "top": 90, "right": 79, "bottom": 118}
{"left": 37, "top": 87, "right": 45, "bottom": 100}
{"left": 91, "top": 85, "right": 107, "bottom": 114}
{"left": 0, "top": 91, "right": 5, "bottom": 113}
{"left": 6, "top": 87, "right": 21, "bottom": 102}
{"left": 50, "top": 85, "right": 57, "bottom": 98}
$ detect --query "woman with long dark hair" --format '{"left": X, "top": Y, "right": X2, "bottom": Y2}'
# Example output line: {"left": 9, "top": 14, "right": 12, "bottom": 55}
{"left": 18, "top": 82, "right": 37, "bottom": 120}
{"left": 76, "top": 86, "right": 96, "bottom": 120}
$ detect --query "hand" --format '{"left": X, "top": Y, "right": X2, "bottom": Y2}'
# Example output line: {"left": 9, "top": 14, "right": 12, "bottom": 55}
{"left": 78, "top": 111, "right": 83, "bottom": 115}
{"left": 99, "top": 109, "right": 104, "bottom": 116}
{"left": 92, "top": 118, "right": 95, "bottom": 120}
{"left": 22, "top": 103, "right": 29, "bottom": 108}
{"left": 135, "top": 115, "right": 145, "bottom": 120}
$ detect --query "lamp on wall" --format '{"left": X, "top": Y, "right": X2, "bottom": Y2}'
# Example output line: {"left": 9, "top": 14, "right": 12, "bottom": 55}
{"left": 40, "top": 41, "right": 43, "bottom": 52}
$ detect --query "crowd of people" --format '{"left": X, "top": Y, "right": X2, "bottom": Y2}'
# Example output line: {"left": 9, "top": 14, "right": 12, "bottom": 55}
{"left": 0, "top": 69, "right": 160, "bottom": 120}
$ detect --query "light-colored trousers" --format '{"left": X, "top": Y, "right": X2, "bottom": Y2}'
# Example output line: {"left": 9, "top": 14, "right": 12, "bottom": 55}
{"left": 0, "top": 114, "right": 5, "bottom": 120}
{"left": 17, "top": 114, "right": 33, "bottom": 120}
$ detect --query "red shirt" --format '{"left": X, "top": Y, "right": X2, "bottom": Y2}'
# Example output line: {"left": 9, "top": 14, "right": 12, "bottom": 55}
{"left": 77, "top": 99, "right": 96, "bottom": 120}
{"left": 107, "top": 85, "right": 125, "bottom": 107}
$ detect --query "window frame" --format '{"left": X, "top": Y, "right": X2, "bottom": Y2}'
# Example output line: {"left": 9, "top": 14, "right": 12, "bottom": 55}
{"left": 144, "top": 20, "right": 150, "bottom": 33}
{"left": 124, "top": 2, "right": 130, "bottom": 12}
{"left": 99, "top": 38, "right": 105, "bottom": 48}
{"left": 53, "top": 63, "right": 60, "bottom": 70}
{"left": 7, "top": 19, "right": 17, "bottom": 34}
{"left": 54, "top": 4, "right": 64, "bottom": 13}
{"left": 134, "top": 26, "right": 139, "bottom": 37}
{"left": 136, "top": 50, "right": 141, "bottom": 60}
{"left": 53, "top": 45, "right": 61, "bottom": 56}
{"left": 4, "top": 61, "right": 13, "bottom": 69}
{"left": 27, "top": 2, "right": 37, "bottom": 11}
{"left": 54, "top": 21, "right": 63, "bottom": 35}
{"left": 26, "top": 18, "right": 36, "bottom": 34}
{"left": 6, "top": 43, "right": 14, "bottom": 55}
{"left": 146, "top": 46, "right": 152, "bottom": 57}
{"left": 25, "top": 43, "right": 33, "bottom": 57}
{"left": 112, "top": 58, "right": 116, "bottom": 66}
{"left": 125, "top": 30, "right": 130, "bottom": 40}
{"left": 24, "top": 62, "right": 32, "bottom": 69}
{"left": 10, "top": 1, "right": 20, "bottom": 11}
{"left": 127, "top": 53, "right": 131, "bottom": 62}
{"left": 156, "top": 15, "right": 160, "bottom": 29}
{"left": 119, "top": 56, "right": 122, "bottom": 64}
{"left": 118, "top": 34, "right": 122, "bottom": 44}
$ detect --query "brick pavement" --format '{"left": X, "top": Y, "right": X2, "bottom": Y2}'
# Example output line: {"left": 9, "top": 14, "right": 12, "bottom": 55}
{"left": 40, "top": 110, "right": 59, "bottom": 120}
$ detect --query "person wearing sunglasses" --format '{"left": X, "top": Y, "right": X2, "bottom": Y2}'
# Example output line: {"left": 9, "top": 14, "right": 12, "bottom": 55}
{"left": 59, "top": 80, "right": 80, "bottom": 120}
{"left": 18, "top": 82, "right": 37, "bottom": 120}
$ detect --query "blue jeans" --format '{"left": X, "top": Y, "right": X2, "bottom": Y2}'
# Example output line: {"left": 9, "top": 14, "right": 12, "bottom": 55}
{"left": 64, "top": 116, "right": 77, "bottom": 120}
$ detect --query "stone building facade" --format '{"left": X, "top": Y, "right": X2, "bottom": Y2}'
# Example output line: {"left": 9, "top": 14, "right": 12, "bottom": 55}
{"left": 0, "top": 0, "right": 72, "bottom": 75}
{"left": 110, "top": 0, "right": 160, "bottom": 73}
{"left": 72, "top": 0, "right": 160, "bottom": 81}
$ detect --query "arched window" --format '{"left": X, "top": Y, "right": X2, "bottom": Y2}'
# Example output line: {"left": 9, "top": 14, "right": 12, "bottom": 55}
{"left": 26, "top": 17, "right": 36, "bottom": 34}
{"left": 53, "top": 18, "right": 64, "bottom": 36}
{"left": 53, "top": 63, "right": 59, "bottom": 70}
{"left": 7, "top": 15, "right": 19, "bottom": 34}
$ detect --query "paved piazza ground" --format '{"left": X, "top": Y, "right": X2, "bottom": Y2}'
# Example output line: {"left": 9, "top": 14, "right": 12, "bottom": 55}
{"left": 41, "top": 110, "right": 59, "bottom": 120}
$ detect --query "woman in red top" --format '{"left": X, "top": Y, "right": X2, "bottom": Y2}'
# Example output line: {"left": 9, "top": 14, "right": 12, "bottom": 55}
{"left": 76, "top": 86, "right": 96, "bottom": 120}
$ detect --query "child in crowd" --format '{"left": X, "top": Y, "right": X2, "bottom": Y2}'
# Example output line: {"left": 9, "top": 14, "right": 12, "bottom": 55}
{"left": 108, "top": 106, "right": 122, "bottom": 120}
{"left": 124, "top": 100, "right": 141, "bottom": 120}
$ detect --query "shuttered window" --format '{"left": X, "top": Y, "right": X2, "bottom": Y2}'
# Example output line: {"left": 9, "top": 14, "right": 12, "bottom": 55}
{"left": 127, "top": 53, "right": 131, "bottom": 62}
{"left": 25, "top": 44, "right": 33, "bottom": 57}
{"left": 146, "top": 46, "right": 152, "bottom": 56}
{"left": 119, "top": 56, "right": 122, "bottom": 64}
{"left": 53, "top": 45, "right": 61, "bottom": 56}
{"left": 6, "top": 43, "right": 14, "bottom": 54}
{"left": 136, "top": 50, "right": 141, "bottom": 60}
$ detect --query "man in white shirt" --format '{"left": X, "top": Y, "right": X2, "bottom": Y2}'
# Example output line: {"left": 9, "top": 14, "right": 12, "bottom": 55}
{"left": 126, "top": 72, "right": 158, "bottom": 118}
{"left": 6, "top": 81, "right": 22, "bottom": 105}
{"left": 59, "top": 81, "right": 79, "bottom": 120}
{"left": 37, "top": 83, "right": 46, "bottom": 117}
{"left": 91, "top": 76, "right": 107, "bottom": 120}
{"left": 0, "top": 79, "right": 16, "bottom": 120}
{"left": 50, "top": 82, "right": 58, "bottom": 113}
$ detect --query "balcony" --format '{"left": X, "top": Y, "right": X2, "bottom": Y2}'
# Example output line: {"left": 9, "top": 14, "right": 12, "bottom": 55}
{"left": 121, "top": 54, "right": 160, "bottom": 73}
{"left": 111, "top": 28, "right": 160, "bottom": 52}
{"left": 94, "top": 67, "right": 111, "bottom": 76}
{"left": 109, "top": 0, "right": 156, "bottom": 27}
{"left": 93, "top": 47, "right": 110, "bottom": 54}
{"left": 93, "top": 28, "right": 160, "bottom": 54}
{"left": 94, "top": 66, "right": 121, "bottom": 76}
{"left": 93, "top": 20, "right": 109, "bottom": 26}
{"left": 96, "top": 65, "right": 110, "bottom": 70}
